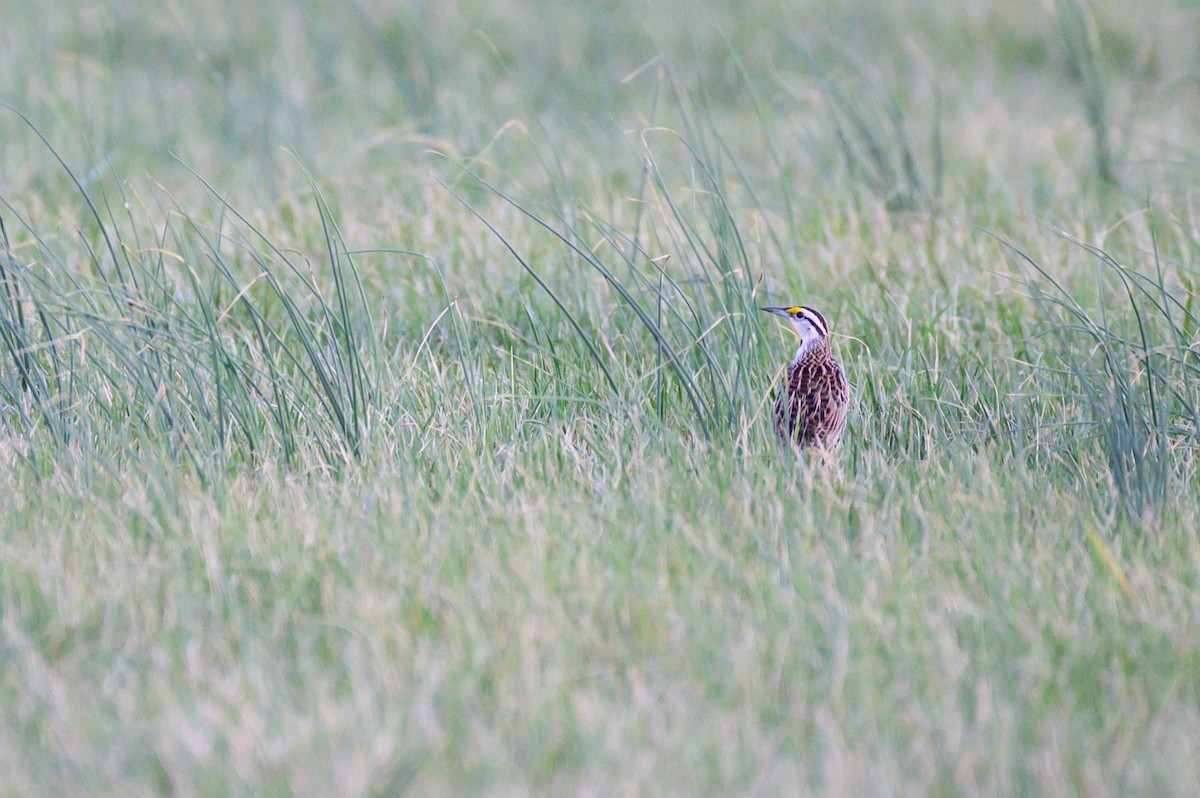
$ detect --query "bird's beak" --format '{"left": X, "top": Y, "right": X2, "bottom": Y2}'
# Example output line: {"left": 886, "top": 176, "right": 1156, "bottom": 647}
{"left": 760, "top": 306, "right": 791, "bottom": 317}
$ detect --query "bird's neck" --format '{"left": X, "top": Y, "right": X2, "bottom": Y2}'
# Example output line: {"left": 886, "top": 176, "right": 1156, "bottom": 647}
{"left": 792, "top": 337, "right": 827, "bottom": 364}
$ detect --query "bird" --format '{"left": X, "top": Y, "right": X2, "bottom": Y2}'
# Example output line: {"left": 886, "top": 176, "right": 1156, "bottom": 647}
{"left": 760, "top": 305, "right": 849, "bottom": 451}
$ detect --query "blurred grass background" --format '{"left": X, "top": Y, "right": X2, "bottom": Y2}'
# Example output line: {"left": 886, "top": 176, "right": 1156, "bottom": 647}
{"left": 3, "top": 0, "right": 1200, "bottom": 795}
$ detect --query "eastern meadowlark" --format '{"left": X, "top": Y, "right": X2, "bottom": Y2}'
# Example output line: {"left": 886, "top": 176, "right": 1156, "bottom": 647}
{"left": 761, "top": 305, "right": 849, "bottom": 451}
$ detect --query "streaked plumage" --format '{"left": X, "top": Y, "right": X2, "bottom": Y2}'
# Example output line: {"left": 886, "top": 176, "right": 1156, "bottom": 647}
{"left": 761, "top": 305, "right": 849, "bottom": 451}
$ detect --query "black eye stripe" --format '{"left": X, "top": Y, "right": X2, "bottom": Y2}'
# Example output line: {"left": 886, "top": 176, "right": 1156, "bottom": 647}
{"left": 800, "top": 307, "right": 829, "bottom": 335}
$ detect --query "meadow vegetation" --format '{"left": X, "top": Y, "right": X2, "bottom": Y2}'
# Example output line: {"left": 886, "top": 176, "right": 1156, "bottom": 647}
{"left": 2, "top": 0, "right": 1200, "bottom": 794}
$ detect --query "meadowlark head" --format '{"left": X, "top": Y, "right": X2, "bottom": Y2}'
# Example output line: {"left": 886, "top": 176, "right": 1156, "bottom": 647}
{"left": 760, "top": 305, "right": 830, "bottom": 352}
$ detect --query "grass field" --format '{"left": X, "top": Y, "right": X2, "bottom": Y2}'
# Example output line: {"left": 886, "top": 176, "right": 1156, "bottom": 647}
{"left": 3, "top": 0, "right": 1200, "bottom": 794}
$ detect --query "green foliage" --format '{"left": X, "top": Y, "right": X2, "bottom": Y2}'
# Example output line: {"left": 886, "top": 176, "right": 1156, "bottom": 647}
{"left": 2, "top": 0, "right": 1199, "bottom": 795}
{"left": 1056, "top": 0, "right": 1120, "bottom": 185}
